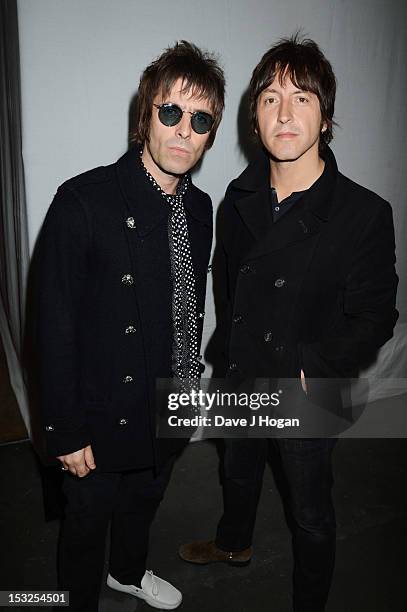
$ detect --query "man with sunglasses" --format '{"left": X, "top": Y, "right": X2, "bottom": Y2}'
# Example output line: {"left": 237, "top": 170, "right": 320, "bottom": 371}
{"left": 35, "top": 41, "right": 224, "bottom": 611}
{"left": 179, "top": 35, "right": 398, "bottom": 611}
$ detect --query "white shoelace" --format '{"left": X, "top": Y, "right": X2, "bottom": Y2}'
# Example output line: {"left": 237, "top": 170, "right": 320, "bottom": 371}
{"left": 146, "top": 570, "right": 159, "bottom": 597}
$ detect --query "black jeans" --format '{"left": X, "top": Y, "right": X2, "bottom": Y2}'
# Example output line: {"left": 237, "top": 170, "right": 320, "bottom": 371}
{"left": 58, "top": 457, "right": 175, "bottom": 612}
{"left": 215, "top": 438, "right": 337, "bottom": 612}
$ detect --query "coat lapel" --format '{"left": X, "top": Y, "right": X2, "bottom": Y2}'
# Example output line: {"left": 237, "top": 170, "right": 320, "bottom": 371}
{"left": 115, "top": 146, "right": 211, "bottom": 235}
{"left": 234, "top": 188, "right": 273, "bottom": 242}
{"left": 184, "top": 184, "right": 212, "bottom": 227}
{"left": 242, "top": 199, "right": 323, "bottom": 262}
{"left": 115, "top": 146, "right": 169, "bottom": 237}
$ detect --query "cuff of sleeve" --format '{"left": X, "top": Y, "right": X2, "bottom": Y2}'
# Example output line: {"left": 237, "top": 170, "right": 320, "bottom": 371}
{"left": 299, "top": 341, "right": 340, "bottom": 378}
{"left": 44, "top": 422, "right": 92, "bottom": 458}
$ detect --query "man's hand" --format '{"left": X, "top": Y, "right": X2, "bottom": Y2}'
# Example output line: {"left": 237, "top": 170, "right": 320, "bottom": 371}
{"left": 300, "top": 369, "right": 307, "bottom": 394}
{"left": 57, "top": 445, "right": 96, "bottom": 477}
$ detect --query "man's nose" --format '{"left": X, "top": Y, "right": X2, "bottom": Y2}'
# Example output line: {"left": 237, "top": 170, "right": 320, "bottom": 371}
{"left": 277, "top": 99, "right": 292, "bottom": 123}
{"left": 176, "top": 112, "right": 192, "bottom": 138}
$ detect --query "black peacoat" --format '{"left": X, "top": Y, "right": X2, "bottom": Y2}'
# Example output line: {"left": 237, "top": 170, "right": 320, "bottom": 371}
{"left": 35, "top": 146, "right": 212, "bottom": 471}
{"left": 215, "top": 146, "right": 398, "bottom": 412}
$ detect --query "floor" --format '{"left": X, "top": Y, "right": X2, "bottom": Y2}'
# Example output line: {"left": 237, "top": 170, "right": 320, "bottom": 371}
{"left": 1, "top": 437, "right": 406, "bottom": 611}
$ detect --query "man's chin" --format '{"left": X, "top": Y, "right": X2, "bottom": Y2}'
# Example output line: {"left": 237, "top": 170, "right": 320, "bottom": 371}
{"left": 271, "top": 154, "right": 302, "bottom": 163}
{"left": 161, "top": 158, "right": 192, "bottom": 176}
{"left": 266, "top": 146, "right": 304, "bottom": 163}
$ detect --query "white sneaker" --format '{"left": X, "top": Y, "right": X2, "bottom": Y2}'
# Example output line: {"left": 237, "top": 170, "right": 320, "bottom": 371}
{"left": 107, "top": 570, "right": 182, "bottom": 610}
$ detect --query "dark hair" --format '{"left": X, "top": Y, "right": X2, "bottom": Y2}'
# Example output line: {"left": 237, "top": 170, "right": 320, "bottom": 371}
{"left": 249, "top": 33, "right": 337, "bottom": 149}
{"left": 134, "top": 40, "right": 225, "bottom": 149}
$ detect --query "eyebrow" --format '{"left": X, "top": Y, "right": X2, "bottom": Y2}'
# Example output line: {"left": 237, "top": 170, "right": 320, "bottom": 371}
{"left": 262, "top": 88, "right": 308, "bottom": 95}
{"left": 162, "top": 100, "right": 212, "bottom": 114}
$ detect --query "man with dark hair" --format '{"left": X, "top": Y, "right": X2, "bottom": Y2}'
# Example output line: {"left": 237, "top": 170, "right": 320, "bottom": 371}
{"left": 35, "top": 40, "right": 224, "bottom": 611}
{"left": 179, "top": 35, "right": 398, "bottom": 611}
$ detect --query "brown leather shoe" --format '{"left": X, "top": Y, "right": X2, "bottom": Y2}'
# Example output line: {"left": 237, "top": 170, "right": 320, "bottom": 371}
{"left": 178, "top": 540, "right": 252, "bottom": 566}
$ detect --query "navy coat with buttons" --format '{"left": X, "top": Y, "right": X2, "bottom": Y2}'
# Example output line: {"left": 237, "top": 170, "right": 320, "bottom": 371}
{"left": 215, "top": 146, "right": 398, "bottom": 411}
{"left": 35, "top": 147, "right": 212, "bottom": 471}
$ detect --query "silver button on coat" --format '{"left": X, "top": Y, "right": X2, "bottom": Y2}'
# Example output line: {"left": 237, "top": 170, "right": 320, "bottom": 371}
{"left": 125, "top": 217, "right": 136, "bottom": 229}
{"left": 122, "top": 375, "right": 133, "bottom": 383}
{"left": 121, "top": 274, "right": 134, "bottom": 285}
{"left": 125, "top": 325, "right": 136, "bottom": 334}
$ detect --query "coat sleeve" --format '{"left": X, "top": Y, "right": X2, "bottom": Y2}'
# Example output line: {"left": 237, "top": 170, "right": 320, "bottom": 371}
{"left": 300, "top": 201, "right": 399, "bottom": 378}
{"left": 35, "top": 185, "right": 92, "bottom": 457}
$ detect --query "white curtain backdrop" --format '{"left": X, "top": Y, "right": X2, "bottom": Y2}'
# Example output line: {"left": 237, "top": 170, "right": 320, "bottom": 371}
{"left": 16, "top": 0, "right": 407, "bottom": 432}
{"left": 0, "top": 0, "right": 30, "bottom": 435}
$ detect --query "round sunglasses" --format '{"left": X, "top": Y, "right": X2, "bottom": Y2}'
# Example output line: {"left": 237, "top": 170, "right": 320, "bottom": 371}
{"left": 153, "top": 103, "right": 214, "bottom": 134}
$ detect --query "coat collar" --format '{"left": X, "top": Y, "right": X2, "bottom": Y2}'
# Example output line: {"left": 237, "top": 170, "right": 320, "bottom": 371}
{"left": 231, "top": 146, "right": 339, "bottom": 248}
{"left": 115, "top": 146, "right": 211, "bottom": 236}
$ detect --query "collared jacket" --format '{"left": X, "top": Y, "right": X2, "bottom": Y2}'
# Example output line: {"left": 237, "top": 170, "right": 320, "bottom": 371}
{"left": 35, "top": 147, "right": 212, "bottom": 471}
{"left": 214, "top": 146, "right": 398, "bottom": 410}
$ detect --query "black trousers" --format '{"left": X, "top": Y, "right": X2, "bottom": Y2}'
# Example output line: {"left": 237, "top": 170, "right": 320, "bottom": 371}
{"left": 58, "top": 457, "right": 175, "bottom": 612}
{"left": 215, "top": 438, "right": 337, "bottom": 612}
